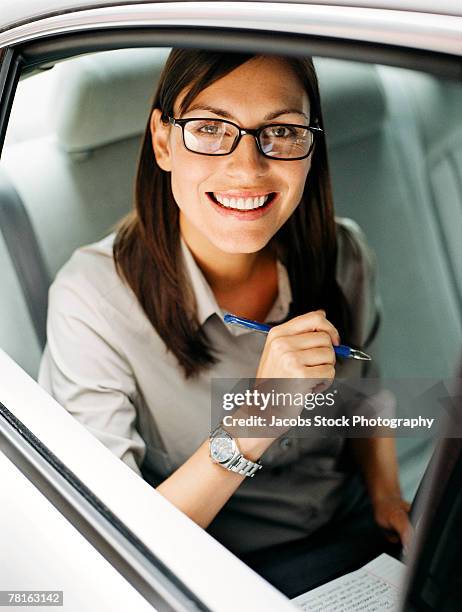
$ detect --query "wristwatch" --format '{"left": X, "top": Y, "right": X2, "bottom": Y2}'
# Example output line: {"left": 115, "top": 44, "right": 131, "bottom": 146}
{"left": 209, "top": 425, "right": 262, "bottom": 478}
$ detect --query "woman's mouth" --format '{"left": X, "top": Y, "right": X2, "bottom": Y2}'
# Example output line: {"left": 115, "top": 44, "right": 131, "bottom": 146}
{"left": 206, "top": 192, "right": 278, "bottom": 220}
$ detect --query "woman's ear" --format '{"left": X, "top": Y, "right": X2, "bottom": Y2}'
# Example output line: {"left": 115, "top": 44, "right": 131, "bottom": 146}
{"left": 150, "top": 108, "right": 172, "bottom": 172}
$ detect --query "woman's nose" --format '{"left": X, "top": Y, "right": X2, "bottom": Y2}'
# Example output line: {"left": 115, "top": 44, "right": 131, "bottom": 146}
{"left": 226, "top": 133, "right": 269, "bottom": 174}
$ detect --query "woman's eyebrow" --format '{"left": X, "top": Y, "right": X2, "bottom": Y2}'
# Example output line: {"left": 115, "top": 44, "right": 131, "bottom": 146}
{"left": 183, "top": 104, "right": 309, "bottom": 121}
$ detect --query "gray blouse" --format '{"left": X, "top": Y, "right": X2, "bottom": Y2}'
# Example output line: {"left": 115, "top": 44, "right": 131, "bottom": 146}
{"left": 38, "top": 216, "right": 380, "bottom": 555}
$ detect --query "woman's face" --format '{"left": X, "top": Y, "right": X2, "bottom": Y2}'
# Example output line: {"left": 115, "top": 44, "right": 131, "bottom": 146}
{"left": 151, "top": 56, "right": 313, "bottom": 255}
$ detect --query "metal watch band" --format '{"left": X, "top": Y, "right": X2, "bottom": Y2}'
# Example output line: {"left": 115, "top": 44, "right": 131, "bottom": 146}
{"left": 225, "top": 453, "right": 262, "bottom": 477}
{"left": 209, "top": 424, "right": 263, "bottom": 477}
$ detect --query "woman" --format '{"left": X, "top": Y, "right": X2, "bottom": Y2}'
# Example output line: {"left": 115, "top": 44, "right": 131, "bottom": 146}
{"left": 38, "top": 49, "right": 410, "bottom": 596}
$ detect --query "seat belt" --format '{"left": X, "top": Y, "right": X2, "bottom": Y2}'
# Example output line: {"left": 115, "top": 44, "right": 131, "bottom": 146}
{"left": 0, "top": 169, "right": 50, "bottom": 349}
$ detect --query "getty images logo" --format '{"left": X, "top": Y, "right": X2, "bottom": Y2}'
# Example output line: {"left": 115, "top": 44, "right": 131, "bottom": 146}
{"left": 222, "top": 388, "right": 336, "bottom": 411}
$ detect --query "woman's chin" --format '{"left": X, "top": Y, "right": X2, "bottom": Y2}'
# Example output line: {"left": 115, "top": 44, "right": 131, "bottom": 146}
{"left": 211, "top": 234, "right": 271, "bottom": 254}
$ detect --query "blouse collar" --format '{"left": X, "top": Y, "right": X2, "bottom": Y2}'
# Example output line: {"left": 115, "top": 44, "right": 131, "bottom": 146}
{"left": 180, "top": 234, "right": 292, "bottom": 336}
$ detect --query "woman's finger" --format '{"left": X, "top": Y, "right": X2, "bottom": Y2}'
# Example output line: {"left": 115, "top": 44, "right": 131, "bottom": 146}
{"left": 389, "top": 508, "right": 412, "bottom": 548}
{"left": 269, "top": 331, "right": 334, "bottom": 355}
{"left": 296, "top": 347, "right": 336, "bottom": 367}
{"left": 268, "top": 310, "right": 340, "bottom": 346}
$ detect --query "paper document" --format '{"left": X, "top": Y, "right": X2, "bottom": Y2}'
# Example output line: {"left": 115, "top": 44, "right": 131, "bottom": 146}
{"left": 291, "top": 553, "right": 405, "bottom": 611}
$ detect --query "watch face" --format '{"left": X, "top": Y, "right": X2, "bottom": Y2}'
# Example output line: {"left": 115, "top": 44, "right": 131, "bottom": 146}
{"left": 210, "top": 436, "right": 234, "bottom": 463}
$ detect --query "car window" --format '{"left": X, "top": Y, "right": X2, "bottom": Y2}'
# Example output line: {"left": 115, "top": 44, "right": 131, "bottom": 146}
{"left": 3, "top": 43, "right": 462, "bottom": 493}
{"left": 4, "top": 48, "right": 461, "bottom": 376}
{"left": 1, "top": 42, "right": 461, "bottom": 607}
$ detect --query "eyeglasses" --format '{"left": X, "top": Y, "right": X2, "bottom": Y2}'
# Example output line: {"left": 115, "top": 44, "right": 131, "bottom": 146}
{"left": 166, "top": 115, "right": 323, "bottom": 161}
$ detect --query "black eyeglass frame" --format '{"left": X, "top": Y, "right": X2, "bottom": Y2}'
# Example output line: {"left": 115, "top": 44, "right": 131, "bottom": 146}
{"left": 166, "top": 115, "right": 323, "bottom": 161}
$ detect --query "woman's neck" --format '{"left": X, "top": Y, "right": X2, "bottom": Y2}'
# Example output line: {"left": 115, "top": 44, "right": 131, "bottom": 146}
{"left": 180, "top": 217, "right": 276, "bottom": 295}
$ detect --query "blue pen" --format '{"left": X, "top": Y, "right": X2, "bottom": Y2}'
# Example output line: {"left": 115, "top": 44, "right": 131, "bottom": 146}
{"left": 223, "top": 313, "right": 371, "bottom": 361}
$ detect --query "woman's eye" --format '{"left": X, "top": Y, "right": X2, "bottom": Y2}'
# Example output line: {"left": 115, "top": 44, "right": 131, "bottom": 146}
{"left": 199, "top": 124, "right": 219, "bottom": 134}
{"left": 194, "top": 122, "right": 229, "bottom": 135}
{"left": 268, "top": 126, "right": 294, "bottom": 138}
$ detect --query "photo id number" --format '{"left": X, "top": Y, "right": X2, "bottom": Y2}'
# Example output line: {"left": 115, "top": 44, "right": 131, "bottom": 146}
{"left": 0, "top": 591, "right": 63, "bottom": 607}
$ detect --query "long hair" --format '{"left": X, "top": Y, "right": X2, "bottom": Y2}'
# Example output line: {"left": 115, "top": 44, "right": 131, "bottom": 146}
{"left": 113, "top": 49, "right": 351, "bottom": 379}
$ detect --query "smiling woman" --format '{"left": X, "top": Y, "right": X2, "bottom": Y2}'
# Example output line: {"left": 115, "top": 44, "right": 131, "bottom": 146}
{"left": 114, "top": 50, "right": 351, "bottom": 375}
{"left": 37, "top": 48, "right": 408, "bottom": 597}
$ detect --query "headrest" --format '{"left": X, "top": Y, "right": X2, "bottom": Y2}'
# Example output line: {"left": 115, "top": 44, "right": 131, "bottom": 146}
{"left": 314, "top": 58, "right": 387, "bottom": 147}
{"left": 53, "top": 49, "right": 386, "bottom": 153}
{"left": 53, "top": 48, "right": 171, "bottom": 153}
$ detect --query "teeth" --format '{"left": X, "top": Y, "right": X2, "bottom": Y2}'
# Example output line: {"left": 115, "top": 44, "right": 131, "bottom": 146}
{"left": 213, "top": 193, "right": 270, "bottom": 209}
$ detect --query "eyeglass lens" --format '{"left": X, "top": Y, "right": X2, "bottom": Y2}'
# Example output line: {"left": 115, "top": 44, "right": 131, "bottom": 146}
{"left": 182, "top": 119, "right": 313, "bottom": 158}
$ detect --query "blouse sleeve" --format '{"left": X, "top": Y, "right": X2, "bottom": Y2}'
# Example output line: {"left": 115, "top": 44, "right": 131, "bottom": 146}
{"left": 37, "top": 254, "right": 146, "bottom": 476}
{"left": 335, "top": 216, "right": 382, "bottom": 352}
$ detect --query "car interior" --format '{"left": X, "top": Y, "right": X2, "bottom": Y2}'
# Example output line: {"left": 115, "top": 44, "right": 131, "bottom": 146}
{"left": 0, "top": 46, "right": 461, "bottom": 508}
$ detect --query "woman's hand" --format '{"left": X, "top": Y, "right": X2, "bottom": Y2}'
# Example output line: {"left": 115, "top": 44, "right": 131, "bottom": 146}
{"left": 232, "top": 310, "right": 341, "bottom": 459}
{"left": 373, "top": 495, "right": 413, "bottom": 549}
{"left": 256, "top": 309, "right": 340, "bottom": 380}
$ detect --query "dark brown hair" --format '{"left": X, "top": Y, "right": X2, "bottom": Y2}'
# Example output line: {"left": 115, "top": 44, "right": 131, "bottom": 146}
{"left": 113, "top": 48, "right": 351, "bottom": 379}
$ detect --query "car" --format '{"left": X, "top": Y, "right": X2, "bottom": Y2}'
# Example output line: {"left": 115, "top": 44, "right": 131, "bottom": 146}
{"left": 0, "top": 1, "right": 461, "bottom": 610}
